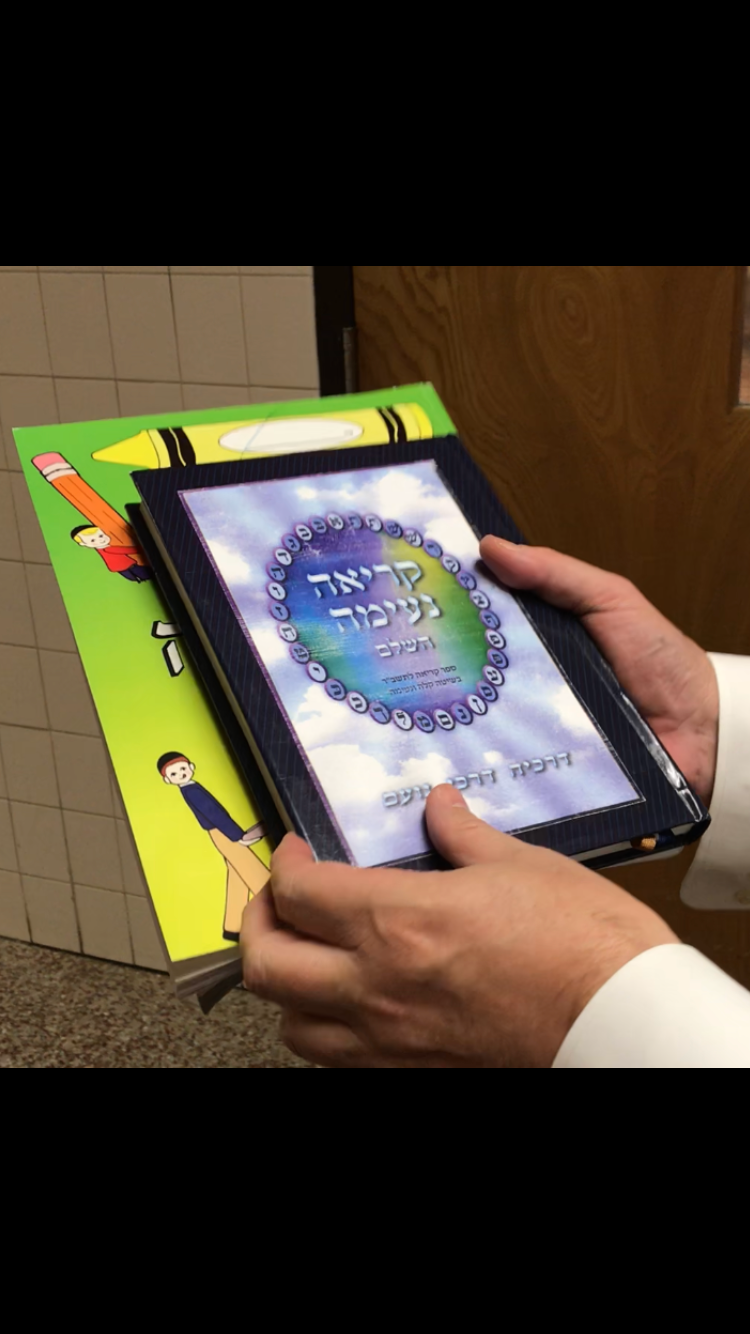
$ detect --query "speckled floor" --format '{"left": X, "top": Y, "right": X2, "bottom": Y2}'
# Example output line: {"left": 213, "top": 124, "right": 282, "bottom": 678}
{"left": 0, "top": 939, "right": 308, "bottom": 1069}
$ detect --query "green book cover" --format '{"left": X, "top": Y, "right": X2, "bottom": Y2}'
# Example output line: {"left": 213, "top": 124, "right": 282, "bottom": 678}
{"left": 14, "top": 386, "right": 455, "bottom": 980}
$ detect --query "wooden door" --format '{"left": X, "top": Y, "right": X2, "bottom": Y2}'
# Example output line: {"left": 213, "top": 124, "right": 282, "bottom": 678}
{"left": 353, "top": 265, "right": 750, "bottom": 985}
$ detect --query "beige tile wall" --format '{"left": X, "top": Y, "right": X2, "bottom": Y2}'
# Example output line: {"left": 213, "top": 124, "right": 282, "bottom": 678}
{"left": 0, "top": 264, "right": 319, "bottom": 969}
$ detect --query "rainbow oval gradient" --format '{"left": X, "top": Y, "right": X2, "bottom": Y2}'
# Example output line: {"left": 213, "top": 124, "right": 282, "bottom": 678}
{"left": 268, "top": 515, "right": 504, "bottom": 727}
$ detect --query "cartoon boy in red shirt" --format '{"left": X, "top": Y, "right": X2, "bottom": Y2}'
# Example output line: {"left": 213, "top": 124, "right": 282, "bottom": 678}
{"left": 71, "top": 525, "right": 154, "bottom": 584}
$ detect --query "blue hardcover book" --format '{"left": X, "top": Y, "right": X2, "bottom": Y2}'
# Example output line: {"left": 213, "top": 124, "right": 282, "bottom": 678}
{"left": 132, "top": 438, "right": 709, "bottom": 872}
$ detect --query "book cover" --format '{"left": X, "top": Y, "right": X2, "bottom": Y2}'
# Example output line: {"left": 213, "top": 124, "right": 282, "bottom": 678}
{"left": 135, "top": 440, "right": 709, "bottom": 871}
{"left": 13, "top": 386, "right": 454, "bottom": 988}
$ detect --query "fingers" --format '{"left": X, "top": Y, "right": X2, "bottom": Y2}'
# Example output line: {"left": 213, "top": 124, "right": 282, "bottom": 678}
{"left": 272, "top": 832, "right": 315, "bottom": 878}
{"left": 479, "top": 536, "right": 639, "bottom": 619}
{"left": 242, "top": 854, "right": 362, "bottom": 1017}
{"left": 242, "top": 879, "right": 277, "bottom": 936}
{"left": 242, "top": 899, "right": 359, "bottom": 1017}
{"left": 426, "top": 785, "right": 521, "bottom": 869}
{"left": 280, "top": 1011, "right": 371, "bottom": 1068}
{"left": 269, "top": 834, "right": 364, "bottom": 946}
{"left": 280, "top": 1012, "right": 412, "bottom": 1069}
{"left": 270, "top": 832, "right": 420, "bottom": 948}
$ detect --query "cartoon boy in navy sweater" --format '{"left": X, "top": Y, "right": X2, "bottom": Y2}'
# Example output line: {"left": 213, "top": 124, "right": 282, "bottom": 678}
{"left": 158, "top": 753, "right": 268, "bottom": 942}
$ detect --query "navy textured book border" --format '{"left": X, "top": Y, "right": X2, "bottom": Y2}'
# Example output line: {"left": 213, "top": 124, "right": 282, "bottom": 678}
{"left": 133, "top": 438, "right": 710, "bottom": 871}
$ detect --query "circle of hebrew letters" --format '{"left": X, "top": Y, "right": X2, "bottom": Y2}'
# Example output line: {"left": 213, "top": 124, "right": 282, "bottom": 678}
{"left": 268, "top": 512, "right": 508, "bottom": 731}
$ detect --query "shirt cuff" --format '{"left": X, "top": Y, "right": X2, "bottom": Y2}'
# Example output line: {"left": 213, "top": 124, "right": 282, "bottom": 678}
{"left": 682, "top": 654, "right": 750, "bottom": 910}
{"left": 554, "top": 944, "right": 750, "bottom": 1068}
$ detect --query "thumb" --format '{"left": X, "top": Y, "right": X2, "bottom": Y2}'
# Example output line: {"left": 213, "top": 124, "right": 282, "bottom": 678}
{"left": 426, "top": 785, "right": 519, "bottom": 868}
{"left": 479, "top": 535, "right": 635, "bottom": 619}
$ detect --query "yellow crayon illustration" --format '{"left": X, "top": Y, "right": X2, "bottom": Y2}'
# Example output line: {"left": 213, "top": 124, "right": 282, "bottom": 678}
{"left": 92, "top": 403, "right": 434, "bottom": 470}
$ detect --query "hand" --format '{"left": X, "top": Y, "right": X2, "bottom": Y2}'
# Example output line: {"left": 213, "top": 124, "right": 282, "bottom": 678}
{"left": 241, "top": 787, "right": 677, "bottom": 1069}
{"left": 480, "top": 537, "right": 720, "bottom": 807}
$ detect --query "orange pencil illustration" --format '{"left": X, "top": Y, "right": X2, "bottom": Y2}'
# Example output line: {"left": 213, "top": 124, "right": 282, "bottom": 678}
{"left": 33, "top": 453, "right": 153, "bottom": 584}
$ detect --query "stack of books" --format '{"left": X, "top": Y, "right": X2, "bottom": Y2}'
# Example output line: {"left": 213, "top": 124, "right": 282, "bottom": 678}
{"left": 131, "top": 423, "right": 709, "bottom": 1000}
{"left": 18, "top": 387, "right": 709, "bottom": 1006}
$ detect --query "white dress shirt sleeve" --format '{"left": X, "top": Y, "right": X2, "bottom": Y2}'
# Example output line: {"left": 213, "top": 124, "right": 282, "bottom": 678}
{"left": 555, "top": 654, "right": 750, "bottom": 1068}
{"left": 554, "top": 945, "right": 750, "bottom": 1068}
{"left": 681, "top": 654, "right": 750, "bottom": 909}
